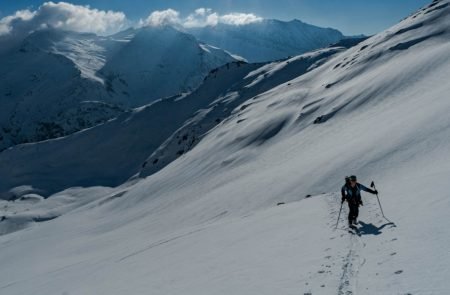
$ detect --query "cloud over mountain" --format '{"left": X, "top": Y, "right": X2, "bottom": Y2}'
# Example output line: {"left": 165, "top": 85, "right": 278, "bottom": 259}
{"left": 0, "top": 2, "right": 263, "bottom": 38}
{"left": 0, "top": 1, "right": 127, "bottom": 36}
{"left": 140, "top": 8, "right": 263, "bottom": 28}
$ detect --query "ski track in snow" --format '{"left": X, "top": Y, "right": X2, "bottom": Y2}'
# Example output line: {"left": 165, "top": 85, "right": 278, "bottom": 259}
{"left": 325, "top": 192, "right": 396, "bottom": 295}
{"left": 116, "top": 227, "right": 207, "bottom": 262}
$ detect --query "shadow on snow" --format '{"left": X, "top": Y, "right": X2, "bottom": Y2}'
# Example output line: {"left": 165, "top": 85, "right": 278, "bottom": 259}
{"left": 357, "top": 221, "right": 396, "bottom": 235}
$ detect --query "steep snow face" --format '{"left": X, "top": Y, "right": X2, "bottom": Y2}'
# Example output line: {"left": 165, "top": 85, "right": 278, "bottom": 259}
{"left": 187, "top": 19, "right": 344, "bottom": 62}
{"left": 0, "top": 27, "right": 236, "bottom": 151}
{"left": 0, "top": 1, "right": 450, "bottom": 294}
{"left": 50, "top": 32, "right": 109, "bottom": 84}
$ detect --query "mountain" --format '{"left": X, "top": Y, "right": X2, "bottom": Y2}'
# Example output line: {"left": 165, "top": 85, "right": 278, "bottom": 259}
{"left": 0, "top": 0, "right": 450, "bottom": 294}
{"left": 100, "top": 26, "right": 238, "bottom": 107}
{"left": 186, "top": 19, "right": 345, "bottom": 62}
{"left": 0, "top": 26, "right": 236, "bottom": 151}
{"left": 0, "top": 29, "right": 125, "bottom": 151}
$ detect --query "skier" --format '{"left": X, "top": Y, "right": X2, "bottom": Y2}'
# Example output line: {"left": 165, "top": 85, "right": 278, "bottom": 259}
{"left": 341, "top": 175, "right": 377, "bottom": 227}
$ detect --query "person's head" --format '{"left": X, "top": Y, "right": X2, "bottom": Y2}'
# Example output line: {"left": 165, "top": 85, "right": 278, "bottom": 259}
{"left": 345, "top": 176, "right": 350, "bottom": 184}
{"left": 349, "top": 175, "right": 357, "bottom": 187}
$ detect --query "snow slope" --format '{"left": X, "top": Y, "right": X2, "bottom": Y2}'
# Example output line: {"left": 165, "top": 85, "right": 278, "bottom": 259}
{"left": 0, "top": 1, "right": 450, "bottom": 294}
{"left": 0, "top": 27, "right": 236, "bottom": 151}
{"left": 0, "top": 61, "right": 261, "bottom": 197}
{"left": 0, "top": 46, "right": 346, "bottom": 197}
{"left": 139, "top": 47, "right": 343, "bottom": 178}
{"left": 187, "top": 19, "right": 344, "bottom": 62}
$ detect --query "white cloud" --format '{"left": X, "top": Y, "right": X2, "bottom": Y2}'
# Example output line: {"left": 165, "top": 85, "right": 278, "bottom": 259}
{"left": 220, "top": 13, "right": 263, "bottom": 26}
{"left": 1, "top": 4, "right": 263, "bottom": 38}
{"left": 141, "top": 8, "right": 263, "bottom": 28}
{"left": 141, "top": 8, "right": 180, "bottom": 27}
{"left": 0, "top": 1, "right": 127, "bottom": 37}
{"left": 0, "top": 9, "right": 36, "bottom": 35}
{"left": 194, "top": 8, "right": 211, "bottom": 17}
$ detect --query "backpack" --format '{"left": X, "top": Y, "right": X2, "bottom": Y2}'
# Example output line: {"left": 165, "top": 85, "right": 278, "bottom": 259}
{"left": 343, "top": 184, "right": 362, "bottom": 204}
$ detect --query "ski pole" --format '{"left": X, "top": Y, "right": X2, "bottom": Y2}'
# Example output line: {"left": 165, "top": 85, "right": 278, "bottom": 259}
{"left": 335, "top": 200, "right": 343, "bottom": 229}
{"left": 370, "top": 181, "right": 391, "bottom": 223}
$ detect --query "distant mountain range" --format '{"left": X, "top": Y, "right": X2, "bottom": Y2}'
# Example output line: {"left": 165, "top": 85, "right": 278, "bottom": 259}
{"left": 186, "top": 19, "right": 344, "bottom": 62}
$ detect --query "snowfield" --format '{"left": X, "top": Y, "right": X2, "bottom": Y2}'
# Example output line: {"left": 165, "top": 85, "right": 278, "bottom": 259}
{"left": 0, "top": 1, "right": 450, "bottom": 294}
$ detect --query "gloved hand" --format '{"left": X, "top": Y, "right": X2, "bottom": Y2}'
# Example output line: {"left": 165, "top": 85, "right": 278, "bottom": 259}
{"left": 374, "top": 190, "right": 378, "bottom": 195}
{"left": 341, "top": 198, "right": 345, "bottom": 204}
{"left": 359, "top": 200, "right": 363, "bottom": 206}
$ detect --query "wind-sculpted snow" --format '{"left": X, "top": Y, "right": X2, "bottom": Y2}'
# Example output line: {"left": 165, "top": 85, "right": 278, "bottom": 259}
{"left": 0, "top": 1, "right": 450, "bottom": 294}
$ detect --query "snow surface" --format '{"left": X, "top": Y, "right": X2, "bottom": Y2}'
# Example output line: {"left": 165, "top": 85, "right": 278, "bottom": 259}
{"left": 0, "top": 1, "right": 450, "bottom": 294}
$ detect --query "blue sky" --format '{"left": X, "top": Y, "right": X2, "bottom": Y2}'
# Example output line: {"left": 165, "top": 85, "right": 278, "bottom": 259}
{"left": 0, "top": 0, "right": 431, "bottom": 35}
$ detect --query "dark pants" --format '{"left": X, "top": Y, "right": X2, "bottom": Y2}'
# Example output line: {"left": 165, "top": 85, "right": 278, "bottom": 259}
{"left": 348, "top": 203, "right": 359, "bottom": 224}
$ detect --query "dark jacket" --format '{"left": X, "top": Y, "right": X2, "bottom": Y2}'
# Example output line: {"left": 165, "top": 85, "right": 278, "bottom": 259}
{"left": 341, "top": 183, "right": 376, "bottom": 205}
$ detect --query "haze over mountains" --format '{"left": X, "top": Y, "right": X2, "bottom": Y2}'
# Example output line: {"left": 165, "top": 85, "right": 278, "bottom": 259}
{"left": 1, "top": 0, "right": 449, "bottom": 294}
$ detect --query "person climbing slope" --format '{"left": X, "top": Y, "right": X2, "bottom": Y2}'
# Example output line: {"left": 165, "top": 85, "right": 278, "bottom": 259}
{"left": 341, "top": 175, "right": 378, "bottom": 227}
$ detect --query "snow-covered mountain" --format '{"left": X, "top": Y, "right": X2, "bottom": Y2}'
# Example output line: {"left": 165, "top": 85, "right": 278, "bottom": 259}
{"left": 0, "top": 0, "right": 450, "bottom": 294}
{"left": 0, "top": 29, "right": 124, "bottom": 151}
{"left": 0, "top": 26, "right": 236, "bottom": 151}
{"left": 187, "top": 19, "right": 345, "bottom": 62}
{"left": 100, "top": 26, "right": 238, "bottom": 107}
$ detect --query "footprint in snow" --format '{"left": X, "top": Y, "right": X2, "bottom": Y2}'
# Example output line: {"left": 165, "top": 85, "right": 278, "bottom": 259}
{"left": 390, "top": 252, "right": 397, "bottom": 256}
{"left": 394, "top": 270, "right": 403, "bottom": 274}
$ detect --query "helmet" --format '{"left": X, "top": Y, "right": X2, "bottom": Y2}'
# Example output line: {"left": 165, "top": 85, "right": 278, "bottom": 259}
{"left": 345, "top": 176, "right": 350, "bottom": 182}
{"left": 349, "top": 175, "right": 357, "bottom": 181}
